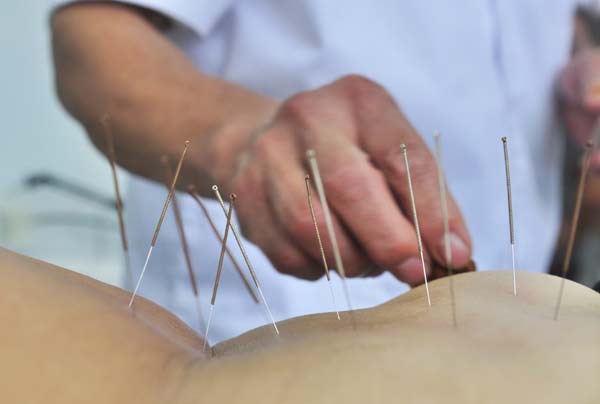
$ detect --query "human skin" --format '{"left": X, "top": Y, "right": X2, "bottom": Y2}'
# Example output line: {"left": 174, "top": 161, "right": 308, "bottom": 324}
{"left": 1, "top": 247, "right": 599, "bottom": 404}
{"left": 0, "top": 247, "right": 205, "bottom": 404}
{"left": 559, "top": 12, "right": 600, "bottom": 170}
{"left": 50, "top": 2, "right": 473, "bottom": 284}
{"left": 560, "top": 48, "right": 600, "bottom": 170}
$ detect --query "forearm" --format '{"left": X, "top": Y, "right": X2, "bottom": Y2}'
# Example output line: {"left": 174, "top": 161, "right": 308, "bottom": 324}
{"left": 51, "top": 2, "right": 277, "bottom": 195}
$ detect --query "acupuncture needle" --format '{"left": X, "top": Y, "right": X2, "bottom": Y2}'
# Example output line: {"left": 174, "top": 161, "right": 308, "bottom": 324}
{"left": 187, "top": 185, "right": 259, "bottom": 304}
{"left": 100, "top": 115, "right": 134, "bottom": 290}
{"left": 128, "top": 140, "right": 190, "bottom": 308}
{"left": 306, "top": 150, "right": 355, "bottom": 315}
{"left": 434, "top": 133, "right": 457, "bottom": 325}
{"left": 554, "top": 140, "right": 594, "bottom": 320}
{"left": 161, "top": 156, "right": 205, "bottom": 332}
{"left": 501, "top": 137, "right": 517, "bottom": 296}
{"left": 212, "top": 186, "right": 279, "bottom": 335}
{"left": 204, "top": 193, "right": 236, "bottom": 352}
{"left": 305, "top": 174, "right": 341, "bottom": 320}
{"left": 400, "top": 144, "right": 431, "bottom": 306}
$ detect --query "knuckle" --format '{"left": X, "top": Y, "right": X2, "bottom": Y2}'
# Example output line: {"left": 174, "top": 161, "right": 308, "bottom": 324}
{"left": 337, "top": 74, "right": 394, "bottom": 107}
{"left": 280, "top": 92, "right": 320, "bottom": 128}
{"left": 338, "top": 74, "right": 377, "bottom": 93}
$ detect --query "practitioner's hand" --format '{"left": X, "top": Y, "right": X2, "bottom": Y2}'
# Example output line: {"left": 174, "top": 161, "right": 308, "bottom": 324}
{"left": 51, "top": 4, "right": 473, "bottom": 283}
{"left": 222, "top": 75, "right": 472, "bottom": 284}
{"left": 559, "top": 48, "right": 600, "bottom": 171}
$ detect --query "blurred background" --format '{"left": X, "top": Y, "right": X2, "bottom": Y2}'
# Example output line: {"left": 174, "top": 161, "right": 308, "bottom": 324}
{"left": 0, "top": 1, "right": 597, "bottom": 290}
{"left": 0, "top": 1, "right": 123, "bottom": 286}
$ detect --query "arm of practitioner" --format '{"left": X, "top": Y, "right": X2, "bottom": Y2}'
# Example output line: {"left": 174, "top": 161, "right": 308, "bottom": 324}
{"left": 51, "top": 2, "right": 472, "bottom": 284}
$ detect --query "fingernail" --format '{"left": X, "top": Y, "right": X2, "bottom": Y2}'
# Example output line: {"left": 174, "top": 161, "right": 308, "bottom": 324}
{"left": 396, "top": 257, "right": 428, "bottom": 285}
{"left": 449, "top": 233, "right": 470, "bottom": 267}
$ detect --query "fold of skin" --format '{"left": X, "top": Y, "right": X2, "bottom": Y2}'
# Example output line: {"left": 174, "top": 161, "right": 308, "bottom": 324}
{"left": 1, "top": 247, "right": 598, "bottom": 404}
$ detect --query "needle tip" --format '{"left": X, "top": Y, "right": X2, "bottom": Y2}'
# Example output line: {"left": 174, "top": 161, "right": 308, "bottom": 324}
{"left": 187, "top": 184, "right": 195, "bottom": 192}
{"left": 306, "top": 149, "right": 316, "bottom": 158}
{"left": 305, "top": 174, "right": 310, "bottom": 180}
{"left": 585, "top": 139, "right": 594, "bottom": 149}
{"left": 400, "top": 143, "right": 407, "bottom": 152}
{"left": 212, "top": 185, "right": 218, "bottom": 191}
{"left": 229, "top": 193, "right": 237, "bottom": 200}
{"left": 184, "top": 140, "right": 191, "bottom": 146}
{"left": 502, "top": 136, "right": 507, "bottom": 143}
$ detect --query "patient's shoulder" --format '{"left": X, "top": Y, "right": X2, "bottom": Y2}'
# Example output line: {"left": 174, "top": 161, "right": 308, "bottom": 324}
{"left": 0, "top": 247, "right": 209, "bottom": 404}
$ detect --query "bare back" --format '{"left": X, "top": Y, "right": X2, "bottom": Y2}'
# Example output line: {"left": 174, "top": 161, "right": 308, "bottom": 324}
{"left": 1, "top": 247, "right": 598, "bottom": 404}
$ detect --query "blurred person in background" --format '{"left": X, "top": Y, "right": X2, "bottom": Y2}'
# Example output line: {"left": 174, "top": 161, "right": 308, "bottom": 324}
{"left": 50, "top": 1, "right": 600, "bottom": 342}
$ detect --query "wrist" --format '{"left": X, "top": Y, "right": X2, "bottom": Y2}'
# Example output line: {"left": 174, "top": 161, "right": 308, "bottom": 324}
{"left": 198, "top": 98, "right": 279, "bottom": 190}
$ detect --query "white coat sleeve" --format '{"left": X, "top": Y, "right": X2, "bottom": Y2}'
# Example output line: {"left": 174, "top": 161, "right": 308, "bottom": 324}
{"left": 48, "top": 0, "right": 234, "bottom": 38}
